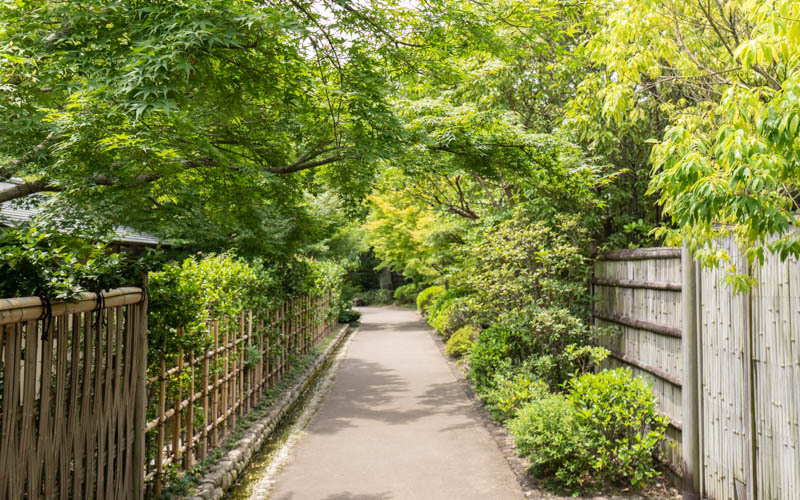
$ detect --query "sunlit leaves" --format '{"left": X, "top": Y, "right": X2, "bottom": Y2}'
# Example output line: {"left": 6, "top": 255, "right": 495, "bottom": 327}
{"left": 577, "top": 0, "right": 800, "bottom": 269}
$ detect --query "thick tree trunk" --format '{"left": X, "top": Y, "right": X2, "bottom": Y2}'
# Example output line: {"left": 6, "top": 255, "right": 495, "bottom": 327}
{"left": 378, "top": 268, "right": 393, "bottom": 290}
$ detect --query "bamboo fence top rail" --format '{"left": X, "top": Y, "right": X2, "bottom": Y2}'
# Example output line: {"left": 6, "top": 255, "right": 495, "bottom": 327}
{"left": 0, "top": 287, "right": 144, "bottom": 325}
{"left": 597, "top": 248, "right": 681, "bottom": 261}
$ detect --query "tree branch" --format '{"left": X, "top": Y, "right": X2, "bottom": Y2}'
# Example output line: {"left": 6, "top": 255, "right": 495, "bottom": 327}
{"left": 0, "top": 179, "right": 59, "bottom": 203}
{"left": 266, "top": 154, "right": 349, "bottom": 174}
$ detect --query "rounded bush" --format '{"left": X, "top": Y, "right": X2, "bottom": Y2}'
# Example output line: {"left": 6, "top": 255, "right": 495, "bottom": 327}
{"left": 338, "top": 307, "right": 361, "bottom": 324}
{"left": 482, "top": 371, "right": 548, "bottom": 421}
{"left": 509, "top": 394, "right": 589, "bottom": 492}
{"left": 416, "top": 285, "right": 445, "bottom": 315}
{"left": 393, "top": 283, "right": 418, "bottom": 303}
{"left": 430, "top": 294, "right": 471, "bottom": 337}
{"left": 445, "top": 325, "right": 480, "bottom": 358}
{"left": 509, "top": 368, "right": 668, "bottom": 494}
{"left": 567, "top": 368, "right": 668, "bottom": 488}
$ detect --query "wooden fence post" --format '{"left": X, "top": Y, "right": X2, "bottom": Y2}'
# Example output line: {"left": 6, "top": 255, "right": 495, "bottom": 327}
{"left": 200, "top": 322, "right": 210, "bottom": 460}
{"left": 681, "top": 247, "right": 700, "bottom": 500}
{"left": 185, "top": 350, "right": 195, "bottom": 470}
{"left": 133, "top": 292, "right": 148, "bottom": 500}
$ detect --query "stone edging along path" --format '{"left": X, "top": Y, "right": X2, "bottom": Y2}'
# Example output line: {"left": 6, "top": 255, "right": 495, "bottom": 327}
{"left": 184, "top": 323, "right": 354, "bottom": 500}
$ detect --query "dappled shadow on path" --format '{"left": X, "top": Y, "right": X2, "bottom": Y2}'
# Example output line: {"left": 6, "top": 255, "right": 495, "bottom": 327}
{"left": 309, "top": 356, "right": 477, "bottom": 435}
{"left": 274, "top": 491, "right": 393, "bottom": 500}
{"left": 359, "top": 319, "right": 424, "bottom": 334}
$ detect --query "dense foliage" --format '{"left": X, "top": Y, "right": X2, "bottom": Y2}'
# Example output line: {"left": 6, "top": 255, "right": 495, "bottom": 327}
{"left": 148, "top": 252, "right": 342, "bottom": 361}
{"left": 0, "top": 225, "right": 143, "bottom": 299}
{"left": 444, "top": 324, "right": 479, "bottom": 358}
{"left": 509, "top": 369, "right": 668, "bottom": 493}
{"left": 574, "top": 0, "right": 800, "bottom": 283}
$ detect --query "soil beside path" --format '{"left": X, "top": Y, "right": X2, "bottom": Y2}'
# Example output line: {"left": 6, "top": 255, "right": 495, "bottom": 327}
{"left": 266, "top": 306, "right": 524, "bottom": 500}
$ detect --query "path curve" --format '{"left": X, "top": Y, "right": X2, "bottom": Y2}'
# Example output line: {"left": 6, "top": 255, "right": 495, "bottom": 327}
{"left": 265, "top": 306, "right": 523, "bottom": 500}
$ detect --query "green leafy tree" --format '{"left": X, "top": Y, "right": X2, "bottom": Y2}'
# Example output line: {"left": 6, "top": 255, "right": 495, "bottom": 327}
{"left": 0, "top": 0, "right": 405, "bottom": 256}
{"left": 578, "top": 0, "right": 800, "bottom": 281}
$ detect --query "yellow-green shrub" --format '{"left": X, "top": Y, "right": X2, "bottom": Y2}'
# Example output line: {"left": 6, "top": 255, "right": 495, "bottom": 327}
{"left": 445, "top": 325, "right": 480, "bottom": 357}
{"left": 509, "top": 368, "right": 668, "bottom": 494}
{"left": 416, "top": 285, "right": 445, "bottom": 316}
{"left": 482, "top": 371, "right": 548, "bottom": 421}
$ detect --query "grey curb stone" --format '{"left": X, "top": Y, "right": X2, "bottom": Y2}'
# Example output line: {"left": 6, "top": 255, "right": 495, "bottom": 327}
{"left": 179, "top": 324, "right": 352, "bottom": 500}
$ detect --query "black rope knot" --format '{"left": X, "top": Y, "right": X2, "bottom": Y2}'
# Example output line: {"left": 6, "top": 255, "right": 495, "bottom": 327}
{"left": 92, "top": 290, "right": 106, "bottom": 329}
{"left": 35, "top": 291, "right": 53, "bottom": 341}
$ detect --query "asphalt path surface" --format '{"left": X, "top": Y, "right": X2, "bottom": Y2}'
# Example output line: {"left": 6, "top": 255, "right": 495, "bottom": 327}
{"left": 267, "top": 306, "right": 523, "bottom": 500}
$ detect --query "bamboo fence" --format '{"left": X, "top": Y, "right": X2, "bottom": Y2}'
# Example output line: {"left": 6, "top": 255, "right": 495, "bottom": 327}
{"left": 592, "top": 248, "right": 684, "bottom": 475}
{"left": 143, "top": 294, "right": 335, "bottom": 496}
{"left": 0, "top": 288, "right": 148, "bottom": 500}
{"left": 0, "top": 289, "right": 335, "bottom": 499}
{"left": 594, "top": 243, "right": 800, "bottom": 498}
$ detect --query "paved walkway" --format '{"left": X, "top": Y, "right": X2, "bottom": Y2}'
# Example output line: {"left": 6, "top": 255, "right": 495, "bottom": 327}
{"left": 269, "top": 306, "right": 523, "bottom": 500}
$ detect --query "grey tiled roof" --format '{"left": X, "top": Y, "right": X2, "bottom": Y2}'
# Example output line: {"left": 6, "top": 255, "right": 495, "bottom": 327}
{"left": 0, "top": 179, "right": 166, "bottom": 247}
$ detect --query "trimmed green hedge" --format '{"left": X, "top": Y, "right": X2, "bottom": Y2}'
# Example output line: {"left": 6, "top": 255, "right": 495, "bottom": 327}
{"left": 444, "top": 325, "right": 480, "bottom": 358}
{"left": 416, "top": 285, "right": 445, "bottom": 316}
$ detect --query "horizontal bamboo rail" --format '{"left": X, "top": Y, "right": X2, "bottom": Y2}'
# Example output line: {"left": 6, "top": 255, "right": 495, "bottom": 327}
{"left": 592, "top": 276, "right": 682, "bottom": 292}
{"left": 0, "top": 287, "right": 144, "bottom": 325}
{"left": 597, "top": 248, "right": 682, "bottom": 261}
{"left": 607, "top": 351, "right": 682, "bottom": 388}
{"left": 593, "top": 311, "right": 682, "bottom": 338}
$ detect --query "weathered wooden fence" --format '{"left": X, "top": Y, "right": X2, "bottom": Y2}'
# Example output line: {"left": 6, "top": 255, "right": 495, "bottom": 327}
{"left": 0, "top": 288, "right": 148, "bottom": 500}
{"left": 593, "top": 244, "right": 800, "bottom": 499}
{"left": 144, "top": 294, "right": 335, "bottom": 496}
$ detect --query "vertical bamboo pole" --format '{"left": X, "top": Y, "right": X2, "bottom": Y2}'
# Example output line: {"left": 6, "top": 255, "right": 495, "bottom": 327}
{"left": 154, "top": 356, "right": 166, "bottom": 497}
{"left": 200, "top": 323, "right": 210, "bottom": 460}
{"left": 281, "top": 302, "right": 287, "bottom": 379}
{"left": 25, "top": 319, "right": 44, "bottom": 498}
{"left": 133, "top": 292, "right": 148, "bottom": 500}
{"left": 306, "top": 296, "right": 310, "bottom": 352}
{"left": 290, "top": 300, "right": 295, "bottom": 363}
{"left": 185, "top": 351, "right": 195, "bottom": 470}
{"left": 173, "top": 334, "right": 184, "bottom": 466}
{"left": 222, "top": 318, "right": 230, "bottom": 435}
{"left": 239, "top": 311, "right": 245, "bottom": 417}
{"left": 302, "top": 296, "right": 307, "bottom": 354}
{"left": 69, "top": 313, "right": 84, "bottom": 498}
{"left": 682, "top": 247, "right": 700, "bottom": 500}
{"left": 249, "top": 310, "right": 256, "bottom": 409}
{"left": 0, "top": 323, "right": 21, "bottom": 499}
{"left": 265, "top": 315, "right": 271, "bottom": 390}
{"left": 211, "top": 319, "right": 220, "bottom": 448}
{"left": 743, "top": 259, "right": 757, "bottom": 499}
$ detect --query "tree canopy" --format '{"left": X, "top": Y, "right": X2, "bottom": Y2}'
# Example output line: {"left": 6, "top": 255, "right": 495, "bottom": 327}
{"left": 1, "top": 0, "right": 798, "bottom": 279}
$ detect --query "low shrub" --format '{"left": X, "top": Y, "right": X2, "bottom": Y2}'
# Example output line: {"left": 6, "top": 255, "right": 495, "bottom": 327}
{"left": 509, "top": 369, "right": 668, "bottom": 494}
{"left": 482, "top": 371, "right": 548, "bottom": 422}
{"left": 509, "top": 394, "right": 589, "bottom": 492}
{"left": 467, "top": 323, "right": 515, "bottom": 392}
{"left": 444, "top": 325, "right": 480, "bottom": 358}
{"left": 338, "top": 307, "right": 361, "bottom": 324}
{"left": 357, "top": 288, "right": 393, "bottom": 305}
{"left": 393, "top": 283, "right": 418, "bottom": 303}
{"left": 567, "top": 368, "right": 668, "bottom": 488}
{"left": 467, "top": 306, "right": 609, "bottom": 391}
{"left": 429, "top": 296, "right": 470, "bottom": 337}
{"left": 416, "top": 285, "right": 445, "bottom": 316}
